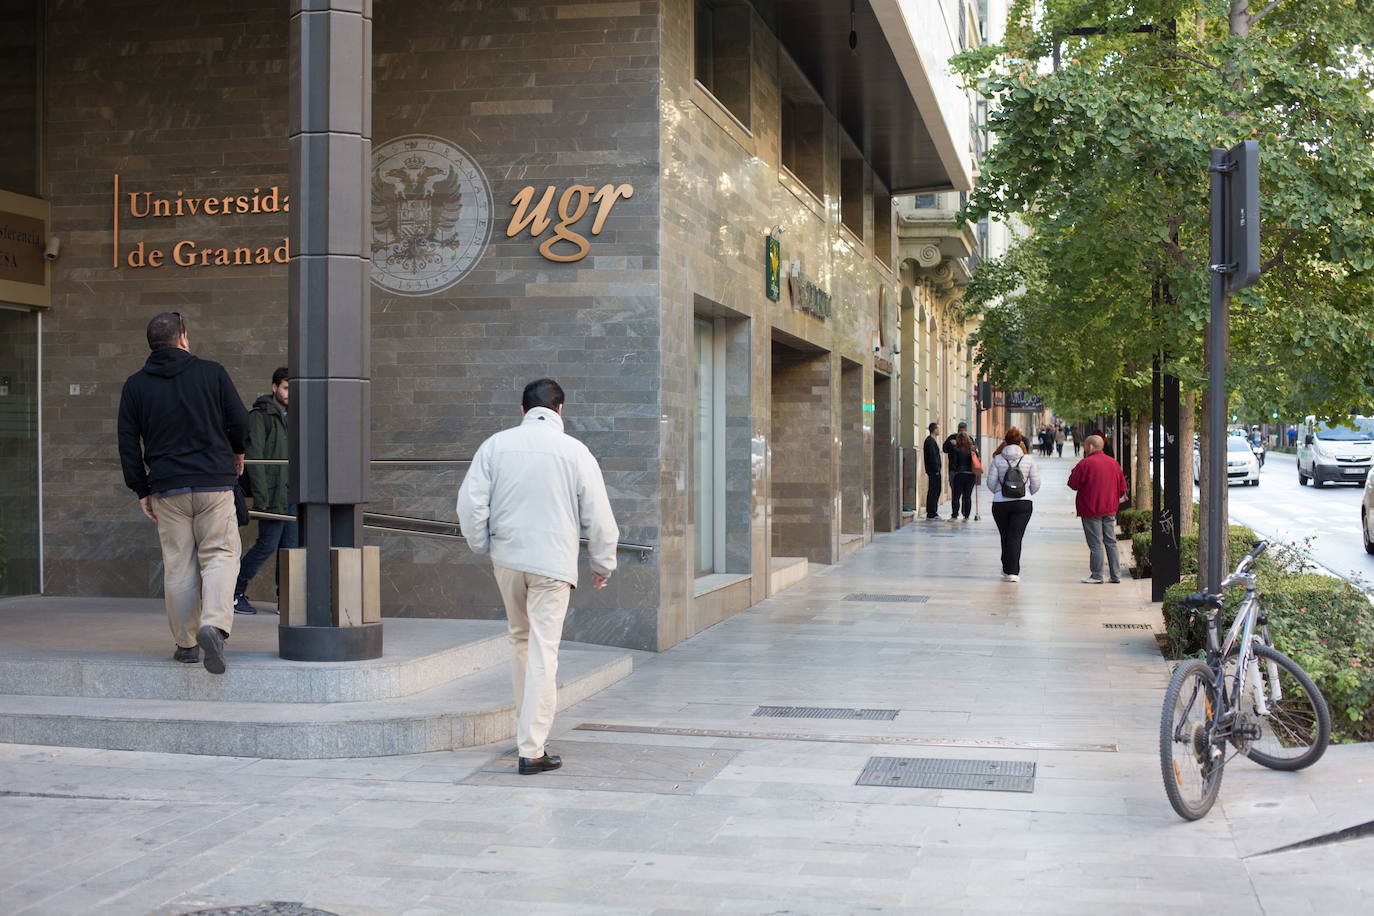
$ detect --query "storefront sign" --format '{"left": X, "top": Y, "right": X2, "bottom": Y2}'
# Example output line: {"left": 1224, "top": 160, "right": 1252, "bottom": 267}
{"left": 371, "top": 135, "right": 493, "bottom": 296}
{"left": 506, "top": 182, "right": 634, "bottom": 263}
{"left": 1006, "top": 389, "right": 1044, "bottom": 410}
{"left": 113, "top": 174, "right": 289, "bottom": 270}
{"left": 765, "top": 235, "right": 780, "bottom": 301}
{"left": 0, "top": 189, "right": 49, "bottom": 308}
{"left": 786, "top": 262, "right": 832, "bottom": 320}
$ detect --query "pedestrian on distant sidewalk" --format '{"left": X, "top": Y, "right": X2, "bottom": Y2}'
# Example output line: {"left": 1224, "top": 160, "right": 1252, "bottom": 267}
{"left": 923, "top": 422, "right": 943, "bottom": 519}
{"left": 1070, "top": 427, "right": 1081, "bottom": 457}
{"left": 1067, "top": 434, "right": 1128, "bottom": 584}
{"left": 947, "top": 430, "right": 978, "bottom": 520}
{"left": 1055, "top": 425, "right": 1065, "bottom": 457}
{"left": 456, "top": 378, "right": 619, "bottom": 776}
{"left": 117, "top": 312, "right": 249, "bottom": 674}
{"left": 986, "top": 428, "right": 1041, "bottom": 581}
{"left": 234, "top": 367, "right": 296, "bottom": 615}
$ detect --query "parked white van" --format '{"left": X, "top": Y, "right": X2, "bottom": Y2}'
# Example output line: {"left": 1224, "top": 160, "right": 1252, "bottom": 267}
{"left": 1297, "top": 416, "right": 1374, "bottom": 488}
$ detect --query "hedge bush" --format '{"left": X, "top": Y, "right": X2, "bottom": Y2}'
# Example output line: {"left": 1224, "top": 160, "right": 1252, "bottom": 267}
{"left": 1132, "top": 524, "right": 1259, "bottom": 579}
{"left": 1161, "top": 574, "right": 1374, "bottom": 743}
{"left": 1117, "top": 508, "right": 1152, "bottom": 537}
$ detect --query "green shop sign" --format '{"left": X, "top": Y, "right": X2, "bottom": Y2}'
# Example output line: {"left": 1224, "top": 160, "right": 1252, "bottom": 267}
{"left": 765, "top": 235, "right": 781, "bottom": 301}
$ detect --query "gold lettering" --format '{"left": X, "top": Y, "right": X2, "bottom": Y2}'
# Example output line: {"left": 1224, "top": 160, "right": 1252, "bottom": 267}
{"left": 126, "top": 241, "right": 149, "bottom": 267}
{"left": 538, "top": 185, "right": 594, "bottom": 262}
{"left": 214, "top": 248, "right": 231, "bottom": 265}
{"left": 261, "top": 186, "right": 281, "bottom": 213}
{"left": 185, "top": 197, "right": 201, "bottom": 216}
{"left": 222, "top": 196, "right": 233, "bottom": 213}
{"left": 153, "top": 198, "right": 171, "bottom": 217}
{"left": 254, "top": 246, "right": 270, "bottom": 264}
{"left": 272, "top": 238, "right": 289, "bottom": 263}
{"left": 172, "top": 239, "right": 196, "bottom": 266}
{"left": 175, "top": 191, "right": 185, "bottom": 217}
{"left": 507, "top": 186, "right": 555, "bottom": 238}
{"left": 199, "top": 247, "right": 212, "bottom": 266}
{"left": 236, "top": 195, "right": 250, "bottom": 214}
{"left": 590, "top": 183, "right": 634, "bottom": 235}
{"left": 251, "top": 188, "right": 262, "bottom": 214}
{"left": 282, "top": 195, "right": 289, "bottom": 213}
{"left": 233, "top": 247, "right": 251, "bottom": 264}
{"left": 203, "top": 197, "right": 219, "bottom": 215}
{"left": 148, "top": 249, "right": 164, "bottom": 268}
{"left": 128, "top": 192, "right": 151, "bottom": 218}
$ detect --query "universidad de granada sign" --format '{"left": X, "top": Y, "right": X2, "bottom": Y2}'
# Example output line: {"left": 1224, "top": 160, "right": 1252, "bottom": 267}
{"left": 112, "top": 174, "right": 289, "bottom": 269}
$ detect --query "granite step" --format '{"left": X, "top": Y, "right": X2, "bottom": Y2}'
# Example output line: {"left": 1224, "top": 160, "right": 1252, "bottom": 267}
{"left": 0, "top": 644, "right": 632, "bottom": 758}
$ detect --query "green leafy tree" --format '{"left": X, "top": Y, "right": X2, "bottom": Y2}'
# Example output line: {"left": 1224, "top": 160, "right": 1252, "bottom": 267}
{"left": 956, "top": 0, "right": 1374, "bottom": 581}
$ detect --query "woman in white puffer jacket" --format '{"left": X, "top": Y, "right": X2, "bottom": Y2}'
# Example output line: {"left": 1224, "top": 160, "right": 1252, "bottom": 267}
{"left": 986, "top": 428, "right": 1042, "bottom": 582}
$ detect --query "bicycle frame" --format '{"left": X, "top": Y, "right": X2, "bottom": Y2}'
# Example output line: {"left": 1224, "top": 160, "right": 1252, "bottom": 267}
{"left": 1200, "top": 547, "right": 1282, "bottom": 729}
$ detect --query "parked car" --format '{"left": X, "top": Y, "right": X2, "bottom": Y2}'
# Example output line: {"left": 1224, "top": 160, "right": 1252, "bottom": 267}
{"left": 1193, "top": 436, "right": 1261, "bottom": 486}
{"left": 1297, "top": 416, "right": 1374, "bottom": 488}
{"left": 1362, "top": 471, "right": 1374, "bottom": 554}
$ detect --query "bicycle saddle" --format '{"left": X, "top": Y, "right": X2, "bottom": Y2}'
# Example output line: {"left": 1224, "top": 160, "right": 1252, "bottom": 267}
{"left": 1180, "top": 593, "right": 1223, "bottom": 610}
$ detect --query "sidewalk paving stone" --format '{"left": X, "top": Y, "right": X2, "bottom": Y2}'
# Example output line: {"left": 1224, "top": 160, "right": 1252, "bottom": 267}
{"left": 2, "top": 457, "right": 1372, "bottom": 914}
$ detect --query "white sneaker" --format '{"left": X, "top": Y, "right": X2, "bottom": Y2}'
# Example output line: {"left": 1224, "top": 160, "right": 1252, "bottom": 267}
{"left": 1002, "top": 573, "right": 1020, "bottom": 582}
{"left": 1081, "top": 576, "right": 1104, "bottom": 584}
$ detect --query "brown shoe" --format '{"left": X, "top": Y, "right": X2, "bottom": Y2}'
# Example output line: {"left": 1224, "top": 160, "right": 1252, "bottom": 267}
{"left": 173, "top": 645, "right": 199, "bottom": 664}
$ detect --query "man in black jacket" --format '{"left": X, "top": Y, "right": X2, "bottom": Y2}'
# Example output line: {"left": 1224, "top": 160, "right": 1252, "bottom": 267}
{"left": 234, "top": 367, "right": 295, "bottom": 615}
{"left": 923, "top": 422, "right": 943, "bottom": 519}
{"left": 117, "top": 313, "right": 249, "bottom": 674}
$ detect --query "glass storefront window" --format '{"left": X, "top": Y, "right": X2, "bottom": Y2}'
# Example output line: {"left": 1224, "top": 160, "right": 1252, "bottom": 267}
{"left": 0, "top": 306, "right": 40, "bottom": 596}
{"left": 693, "top": 318, "right": 716, "bottom": 576}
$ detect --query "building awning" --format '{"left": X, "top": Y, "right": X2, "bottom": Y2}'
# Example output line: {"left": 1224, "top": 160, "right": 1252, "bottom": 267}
{"left": 748, "top": 0, "right": 974, "bottom": 195}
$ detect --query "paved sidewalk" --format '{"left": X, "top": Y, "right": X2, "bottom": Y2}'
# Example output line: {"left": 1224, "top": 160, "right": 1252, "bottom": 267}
{"left": 2, "top": 458, "right": 1372, "bottom": 914}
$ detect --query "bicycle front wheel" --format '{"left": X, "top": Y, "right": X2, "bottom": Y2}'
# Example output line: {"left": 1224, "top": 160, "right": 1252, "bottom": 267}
{"left": 1231, "top": 642, "right": 1331, "bottom": 771}
{"left": 1160, "top": 659, "right": 1225, "bottom": 820}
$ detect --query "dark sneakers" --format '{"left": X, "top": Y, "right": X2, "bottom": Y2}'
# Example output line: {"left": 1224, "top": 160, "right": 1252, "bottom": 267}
{"left": 173, "top": 645, "right": 200, "bottom": 664}
{"left": 196, "top": 625, "right": 228, "bottom": 674}
{"left": 233, "top": 593, "right": 258, "bottom": 615}
{"left": 518, "top": 753, "right": 562, "bottom": 775}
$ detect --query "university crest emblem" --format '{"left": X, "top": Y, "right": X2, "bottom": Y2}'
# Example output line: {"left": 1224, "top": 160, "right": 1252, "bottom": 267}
{"left": 370, "top": 135, "right": 492, "bottom": 296}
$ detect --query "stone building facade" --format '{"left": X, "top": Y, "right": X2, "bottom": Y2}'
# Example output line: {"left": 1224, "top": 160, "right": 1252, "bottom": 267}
{"left": 2, "top": 0, "right": 978, "bottom": 651}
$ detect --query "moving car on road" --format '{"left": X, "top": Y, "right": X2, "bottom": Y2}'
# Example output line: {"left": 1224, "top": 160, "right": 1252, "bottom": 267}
{"left": 1194, "top": 436, "right": 1261, "bottom": 487}
{"left": 1297, "top": 416, "right": 1374, "bottom": 488}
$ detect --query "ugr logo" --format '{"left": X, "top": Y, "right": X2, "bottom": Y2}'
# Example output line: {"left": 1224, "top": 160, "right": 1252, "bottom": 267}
{"left": 506, "top": 183, "right": 635, "bottom": 263}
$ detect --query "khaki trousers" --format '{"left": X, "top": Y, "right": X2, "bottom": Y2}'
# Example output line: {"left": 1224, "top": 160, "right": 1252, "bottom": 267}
{"left": 492, "top": 564, "right": 571, "bottom": 759}
{"left": 155, "top": 490, "right": 240, "bottom": 648}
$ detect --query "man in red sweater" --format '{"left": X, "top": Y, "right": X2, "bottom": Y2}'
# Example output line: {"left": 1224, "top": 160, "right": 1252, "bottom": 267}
{"left": 1067, "top": 434, "right": 1128, "bottom": 584}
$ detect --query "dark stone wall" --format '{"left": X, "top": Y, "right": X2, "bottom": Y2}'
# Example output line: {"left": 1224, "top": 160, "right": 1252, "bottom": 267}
{"left": 0, "top": 0, "right": 41, "bottom": 196}
{"left": 40, "top": 0, "right": 665, "bottom": 650}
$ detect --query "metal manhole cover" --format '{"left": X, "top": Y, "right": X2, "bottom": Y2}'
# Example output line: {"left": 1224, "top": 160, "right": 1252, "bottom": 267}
{"left": 842, "top": 593, "right": 931, "bottom": 603}
{"left": 182, "top": 906, "right": 340, "bottom": 916}
{"left": 753, "top": 706, "right": 899, "bottom": 721}
{"left": 1103, "top": 623, "right": 1154, "bottom": 630}
{"left": 856, "top": 756, "right": 1035, "bottom": 792}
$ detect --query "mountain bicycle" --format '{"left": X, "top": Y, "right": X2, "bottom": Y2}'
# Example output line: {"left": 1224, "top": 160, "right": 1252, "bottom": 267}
{"left": 1159, "top": 539, "right": 1332, "bottom": 821}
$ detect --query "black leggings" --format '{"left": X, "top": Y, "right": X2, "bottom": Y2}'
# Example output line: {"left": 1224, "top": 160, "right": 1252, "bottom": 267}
{"left": 991, "top": 499, "right": 1033, "bottom": 574}
{"left": 950, "top": 472, "right": 975, "bottom": 519}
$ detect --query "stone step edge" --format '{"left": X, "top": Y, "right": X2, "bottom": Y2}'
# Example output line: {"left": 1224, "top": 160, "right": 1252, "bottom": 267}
{"left": 0, "top": 629, "right": 512, "bottom": 705}
{"left": 0, "top": 650, "right": 633, "bottom": 759}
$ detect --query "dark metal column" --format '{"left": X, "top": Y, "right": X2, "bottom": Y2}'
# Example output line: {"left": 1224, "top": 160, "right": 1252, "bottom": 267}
{"left": 1203, "top": 147, "right": 1230, "bottom": 593}
{"left": 281, "top": 0, "right": 381, "bottom": 661}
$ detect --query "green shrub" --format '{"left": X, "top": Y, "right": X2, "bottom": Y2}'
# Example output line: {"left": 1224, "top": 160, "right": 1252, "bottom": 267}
{"left": 1162, "top": 574, "right": 1374, "bottom": 743}
{"left": 1132, "top": 524, "right": 1258, "bottom": 579}
{"left": 1117, "top": 508, "right": 1152, "bottom": 537}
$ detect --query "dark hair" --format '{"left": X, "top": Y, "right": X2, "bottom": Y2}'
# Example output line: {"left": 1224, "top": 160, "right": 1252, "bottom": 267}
{"left": 272, "top": 367, "right": 289, "bottom": 386}
{"left": 146, "top": 312, "right": 185, "bottom": 350}
{"left": 522, "top": 378, "right": 565, "bottom": 412}
{"left": 993, "top": 427, "right": 1026, "bottom": 457}
{"left": 927, "top": 422, "right": 938, "bottom": 432}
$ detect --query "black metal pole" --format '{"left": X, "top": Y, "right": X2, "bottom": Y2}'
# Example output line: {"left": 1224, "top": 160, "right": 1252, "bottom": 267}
{"left": 1205, "top": 147, "right": 1229, "bottom": 593}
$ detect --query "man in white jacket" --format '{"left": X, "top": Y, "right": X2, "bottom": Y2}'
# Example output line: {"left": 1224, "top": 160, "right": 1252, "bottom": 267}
{"left": 456, "top": 378, "right": 619, "bottom": 775}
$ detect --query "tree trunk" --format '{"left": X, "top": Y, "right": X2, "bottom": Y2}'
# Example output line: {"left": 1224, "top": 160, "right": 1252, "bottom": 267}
{"left": 1180, "top": 390, "right": 1196, "bottom": 533}
{"left": 1134, "top": 411, "right": 1152, "bottom": 513}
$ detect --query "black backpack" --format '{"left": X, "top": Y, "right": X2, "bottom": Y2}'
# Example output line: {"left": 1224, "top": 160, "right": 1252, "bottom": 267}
{"left": 1001, "top": 456, "right": 1027, "bottom": 498}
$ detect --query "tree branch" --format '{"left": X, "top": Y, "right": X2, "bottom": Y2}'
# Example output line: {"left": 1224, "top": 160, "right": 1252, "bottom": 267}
{"left": 1167, "top": 49, "right": 1221, "bottom": 72}
{"left": 1260, "top": 228, "right": 1301, "bottom": 273}
{"left": 1249, "top": 0, "right": 1283, "bottom": 27}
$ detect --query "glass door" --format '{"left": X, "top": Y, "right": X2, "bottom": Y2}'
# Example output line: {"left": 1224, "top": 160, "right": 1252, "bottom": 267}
{"left": 0, "top": 306, "right": 39, "bottom": 596}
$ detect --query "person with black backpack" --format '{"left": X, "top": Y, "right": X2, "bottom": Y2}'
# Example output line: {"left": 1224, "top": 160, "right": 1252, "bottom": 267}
{"left": 986, "top": 428, "right": 1042, "bottom": 582}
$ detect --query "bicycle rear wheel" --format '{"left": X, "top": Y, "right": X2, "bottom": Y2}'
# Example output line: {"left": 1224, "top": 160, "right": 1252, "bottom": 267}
{"left": 1160, "top": 659, "right": 1225, "bottom": 820}
{"left": 1230, "top": 642, "right": 1331, "bottom": 771}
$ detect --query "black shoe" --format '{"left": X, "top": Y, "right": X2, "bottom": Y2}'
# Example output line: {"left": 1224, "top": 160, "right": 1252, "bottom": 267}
{"left": 196, "top": 625, "right": 227, "bottom": 675}
{"left": 173, "top": 645, "right": 199, "bottom": 664}
{"left": 233, "top": 593, "right": 258, "bottom": 615}
{"left": 518, "top": 753, "right": 562, "bottom": 775}
{"left": 1110, "top": 577, "right": 1123, "bottom": 584}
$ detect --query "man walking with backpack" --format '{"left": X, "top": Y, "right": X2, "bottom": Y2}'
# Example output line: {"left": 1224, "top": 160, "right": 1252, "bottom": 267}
{"left": 1067, "top": 434, "right": 1128, "bottom": 584}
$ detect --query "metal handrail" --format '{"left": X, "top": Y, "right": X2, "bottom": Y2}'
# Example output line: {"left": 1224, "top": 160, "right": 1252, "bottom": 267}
{"left": 247, "top": 509, "right": 654, "bottom": 561}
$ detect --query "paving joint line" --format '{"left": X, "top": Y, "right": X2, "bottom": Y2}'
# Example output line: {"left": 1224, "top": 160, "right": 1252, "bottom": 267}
{"left": 573, "top": 723, "right": 1118, "bottom": 753}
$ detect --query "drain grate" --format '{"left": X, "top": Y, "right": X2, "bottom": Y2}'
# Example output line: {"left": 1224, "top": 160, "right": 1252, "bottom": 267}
{"left": 1103, "top": 623, "right": 1154, "bottom": 630}
{"left": 856, "top": 756, "right": 1035, "bottom": 792}
{"left": 753, "top": 706, "right": 899, "bottom": 721}
{"left": 842, "top": 593, "right": 931, "bottom": 603}
{"left": 183, "top": 906, "right": 340, "bottom": 916}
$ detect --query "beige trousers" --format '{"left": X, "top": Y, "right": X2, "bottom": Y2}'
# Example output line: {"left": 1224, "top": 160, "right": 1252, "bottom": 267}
{"left": 492, "top": 564, "right": 571, "bottom": 759}
{"left": 155, "top": 490, "right": 240, "bottom": 648}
